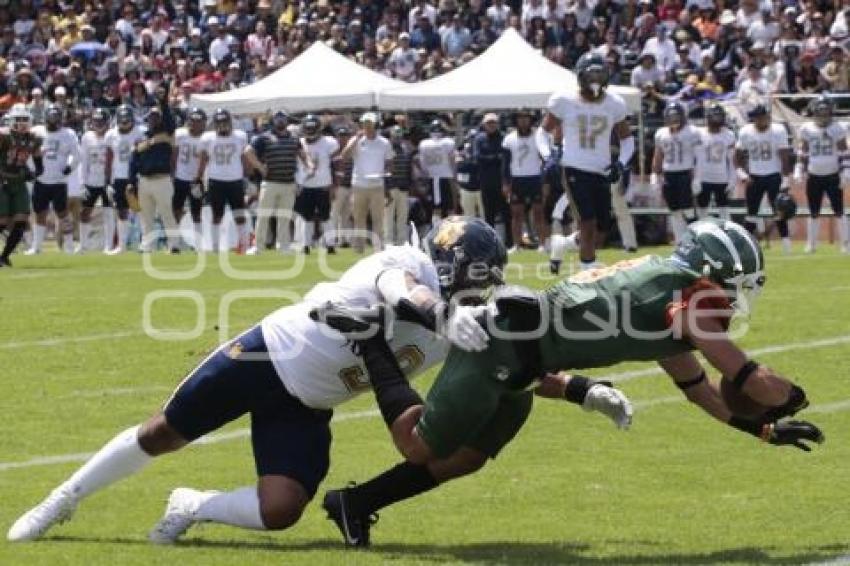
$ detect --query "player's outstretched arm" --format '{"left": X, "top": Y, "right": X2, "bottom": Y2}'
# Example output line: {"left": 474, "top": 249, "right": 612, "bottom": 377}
{"left": 535, "top": 372, "right": 632, "bottom": 430}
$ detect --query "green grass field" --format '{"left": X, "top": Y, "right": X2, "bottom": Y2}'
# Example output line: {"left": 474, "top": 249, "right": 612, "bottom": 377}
{"left": 1, "top": 245, "right": 848, "bottom": 565}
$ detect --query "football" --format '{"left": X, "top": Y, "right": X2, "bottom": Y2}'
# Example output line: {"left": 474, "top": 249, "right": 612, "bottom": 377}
{"left": 720, "top": 377, "right": 768, "bottom": 420}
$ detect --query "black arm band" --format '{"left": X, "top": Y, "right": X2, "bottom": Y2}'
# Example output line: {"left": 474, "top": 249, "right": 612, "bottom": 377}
{"left": 728, "top": 415, "right": 764, "bottom": 438}
{"left": 731, "top": 360, "right": 759, "bottom": 390}
{"left": 675, "top": 371, "right": 706, "bottom": 391}
{"left": 564, "top": 375, "right": 593, "bottom": 405}
{"left": 358, "top": 334, "right": 424, "bottom": 427}
{"left": 395, "top": 297, "right": 440, "bottom": 333}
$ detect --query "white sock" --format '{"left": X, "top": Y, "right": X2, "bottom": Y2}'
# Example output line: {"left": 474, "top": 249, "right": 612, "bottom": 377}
{"left": 195, "top": 486, "right": 266, "bottom": 530}
{"left": 807, "top": 217, "right": 820, "bottom": 249}
{"left": 79, "top": 223, "right": 91, "bottom": 251}
{"left": 63, "top": 426, "right": 152, "bottom": 499}
{"left": 193, "top": 222, "right": 202, "bottom": 249}
{"left": 580, "top": 260, "right": 597, "bottom": 271}
{"left": 116, "top": 220, "right": 128, "bottom": 250}
{"left": 33, "top": 224, "right": 46, "bottom": 251}
{"left": 211, "top": 224, "right": 220, "bottom": 252}
{"left": 102, "top": 208, "right": 115, "bottom": 251}
{"left": 838, "top": 215, "right": 848, "bottom": 246}
{"left": 670, "top": 211, "right": 687, "bottom": 243}
{"left": 321, "top": 221, "right": 332, "bottom": 246}
{"left": 303, "top": 221, "right": 315, "bottom": 248}
{"left": 719, "top": 206, "right": 730, "bottom": 221}
{"left": 237, "top": 222, "right": 250, "bottom": 249}
{"left": 550, "top": 234, "right": 567, "bottom": 261}
{"left": 782, "top": 237, "right": 792, "bottom": 252}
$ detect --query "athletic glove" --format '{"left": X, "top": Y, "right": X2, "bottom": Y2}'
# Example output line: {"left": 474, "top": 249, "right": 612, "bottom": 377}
{"left": 62, "top": 165, "right": 73, "bottom": 176}
{"left": 605, "top": 160, "right": 624, "bottom": 184}
{"left": 583, "top": 382, "right": 633, "bottom": 430}
{"left": 190, "top": 180, "right": 204, "bottom": 200}
{"left": 765, "top": 420, "right": 825, "bottom": 452}
{"left": 441, "top": 304, "right": 493, "bottom": 353}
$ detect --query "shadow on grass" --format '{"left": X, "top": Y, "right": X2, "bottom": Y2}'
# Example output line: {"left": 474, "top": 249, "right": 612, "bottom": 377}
{"left": 45, "top": 536, "right": 850, "bottom": 564}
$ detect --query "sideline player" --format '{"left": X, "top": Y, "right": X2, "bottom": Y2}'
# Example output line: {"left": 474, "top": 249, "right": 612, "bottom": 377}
{"left": 502, "top": 109, "right": 545, "bottom": 253}
{"left": 735, "top": 104, "right": 793, "bottom": 253}
{"left": 172, "top": 107, "right": 207, "bottom": 250}
{"left": 417, "top": 120, "right": 457, "bottom": 227}
{"left": 651, "top": 102, "right": 701, "bottom": 243}
{"left": 541, "top": 53, "right": 635, "bottom": 270}
{"left": 78, "top": 108, "right": 113, "bottom": 253}
{"left": 295, "top": 114, "right": 333, "bottom": 254}
{"left": 794, "top": 96, "right": 849, "bottom": 253}
{"left": 0, "top": 104, "right": 42, "bottom": 266}
{"left": 316, "top": 218, "right": 824, "bottom": 546}
{"left": 694, "top": 103, "right": 736, "bottom": 221}
{"left": 28, "top": 104, "right": 79, "bottom": 255}
{"left": 105, "top": 105, "right": 144, "bottom": 254}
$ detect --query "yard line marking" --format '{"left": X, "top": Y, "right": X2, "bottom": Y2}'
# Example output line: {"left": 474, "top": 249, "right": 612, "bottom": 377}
{"left": 0, "top": 331, "right": 140, "bottom": 349}
{"left": 62, "top": 386, "right": 173, "bottom": 399}
{"left": 0, "top": 409, "right": 381, "bottom": 472}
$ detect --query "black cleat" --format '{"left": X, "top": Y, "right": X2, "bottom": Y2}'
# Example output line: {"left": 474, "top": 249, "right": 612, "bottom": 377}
{"left": 326, "top": 246, "right": 336, "bottom": 255}
{"left": 0, "top": 255, "right": 11, "bottom": 267}
{"left": 308, "top": 302, "right": 385, "bottom": 335}
{"left": 625, "top": 246, "right": 638, "bottom": 253}
{"left": 303, "top": 245, "right": 311, "bottom": 255}
{"left": 549, "top": 259, "right": 561, "bottom": 275}
{"left": 322, "top": 486, "right": 378, "bottom": 548}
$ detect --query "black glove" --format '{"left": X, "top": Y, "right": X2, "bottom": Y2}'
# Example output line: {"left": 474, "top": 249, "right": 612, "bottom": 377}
{"left": 62, "top": 165, "right": 73, "bottom": 176}
{"left": 605, "top": 160, "right": 624, "bottom": 185}
{"left": 82, "top": 186, "right": 93, "bottom": 202}
{"left": 766, "top": 420, "right": 825, "bottom": 452}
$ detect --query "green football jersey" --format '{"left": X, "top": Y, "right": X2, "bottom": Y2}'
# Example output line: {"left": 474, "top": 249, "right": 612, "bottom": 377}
{"left": 538, "top": 255, "right": 700, "bottom": 372}
{"left": 0, "top": 128, "right": 41, "bottom": 187}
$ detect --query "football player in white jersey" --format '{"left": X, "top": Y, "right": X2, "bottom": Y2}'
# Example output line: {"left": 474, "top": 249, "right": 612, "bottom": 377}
{"left": 198, "top": 108, "right": 250, "bottom": 253}
{"left": 541, "top": 53, "right": 635, "bottom": 270}
{"left": 502, "top": 109, "right": 545, "bottom": 253}
{"left": 27, "top": 104, "right": 79, "bottom": 255}
{"left": 794, "top": 96, "right": 849, "bottom": 253}
{"left": 416, "top": 120, "right": 457, "bottom": 225}
{"left": 694, "top": 103, "right": 736, "bottom": 221}
{"left": 172, "top": 107, "right": 207, "bottom": 249}
{"left": 735, "top": 104, "right": 793, "bottom": 253}
{"left": 78, "top": 108, "right": 114, "bottom": 253}
{"left": 7, "top": 221, "right": 514, "bottom": 545}
{"left": 105, "top": 105, "right": 145, "bottom": 254}
{"left": 295, "top": 114, "right": 336, "bottom": 253}
{"left": 651, "top": 102, "right": 701, "bottom": 243}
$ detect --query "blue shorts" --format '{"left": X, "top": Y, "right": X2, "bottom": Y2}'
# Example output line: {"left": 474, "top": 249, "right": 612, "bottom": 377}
{"left": 563, "top": 167, "right": 611, "bottom": 228}
{"left": 163, "top": 325, "right": 333, "bottom": 497}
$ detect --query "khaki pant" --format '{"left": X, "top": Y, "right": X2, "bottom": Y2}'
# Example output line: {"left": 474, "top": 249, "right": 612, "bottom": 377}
{"left": 255, "top": 180, "right": 297, "bottom": 250}
{"left": 460, "top": 189, "right": 484, "bottom": 219}
{"left": 352, "top": 186, "right": 385, "bottom": 251}
{"left": 138, "top": 175, "right": 178, "bottom": 251}
{"left": 384, "top": 188, "right": 409, "bottom": 245}
{"left": 330, "top": 186, "right": 352, "bottom": 245}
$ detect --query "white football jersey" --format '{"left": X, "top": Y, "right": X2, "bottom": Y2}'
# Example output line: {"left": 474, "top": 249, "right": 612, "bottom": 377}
{"left": 696, "top": 127, "right": 736, "bottom": 184}
{"left": 654, "top": 124, "right": 701, "bottom": 173}
{"left": 261, "top": 246, "right": 447, "bottom": 410}
{"left": 798, "top": 121, "right": 846, "bottom": 176}
{"left": 548, "top": 90, "right": 627, "bottom": 174}
{"left": 418, "top": 137, "right": 456, "bottom": 179}
{"left": 736, "top": 123, "right": 789, "bottom": 176}
{"left": 299, "top": 135, "right": 339, "bottom": 188}
{"left": 33, "top": 126, "right": 79, "bottom": 184}
{"left": 80, "top": 131, "right": 110, "bottom": 187}
{"left": 502, "top": 130, "right": 542, "bottom": 177}
{"left": 174, "top": 128, "right": 205, "bottom": 181}
{"left": 202, "top": 130, "right": 247, "bottom": 182}
{"left": 105, "top": 126, "right": 145, "bottom": 180}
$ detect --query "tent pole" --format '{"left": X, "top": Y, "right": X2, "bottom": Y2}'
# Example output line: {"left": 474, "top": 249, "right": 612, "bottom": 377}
{"left": 637, "top": 108, "right": 645, "bottom": 186}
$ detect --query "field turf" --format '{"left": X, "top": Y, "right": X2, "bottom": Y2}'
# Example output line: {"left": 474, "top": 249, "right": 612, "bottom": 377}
{"left": 1, "top": 244, "right": 848, "bottom": 565}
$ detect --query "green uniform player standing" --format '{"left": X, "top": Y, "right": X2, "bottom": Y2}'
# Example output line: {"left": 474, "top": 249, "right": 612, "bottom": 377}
{"left": 314, "top": 217, "right": 825, "bottom": 547}
{"left": 0, "top": 103, "right": 43, "bottom": 266}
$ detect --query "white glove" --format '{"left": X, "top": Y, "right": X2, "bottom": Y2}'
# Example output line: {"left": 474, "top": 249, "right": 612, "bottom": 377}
{"left": 190, "top": 181, "right": 204, "bottom": 199}
{"left": 691, "top": 175, "right": 701, "bottom": 195}
{"left": 650, "top": 173, "right": 660, "bottom": 191}
{"left": 582, "top": 384, "right": 633, "bottom": 430}
{"left": 726, "top": 179, "right": 737, "bottom": 195}
{"left": 442, "top": 304, "right": 492, "bottom": 352}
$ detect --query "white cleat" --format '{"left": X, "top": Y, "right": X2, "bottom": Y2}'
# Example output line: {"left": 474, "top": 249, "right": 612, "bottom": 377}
{"left": 804, "top": 243, "right": 815, "bottom": 254}
{"left": 23, "top": 247, "right": 41, "bottom": 256}
{"left": 841, "top": 243, "right": 849, "bottom": 254}
{"left": 148, "top": 488, "right": 217, "bottom": 545}
{"left": 507, "top": 246, "right": 519, "bottom": 255}
{"left": 7, "top": 486, "right": 77, "bottom": 542}
{"left": 246, "top": 246, "right": 259, "bottom": 256}
{"left": 73, "top": 244, "right": 85, "bottom": 255}
{"left": 105, "top": 246, "right": 125, "bottom": 256}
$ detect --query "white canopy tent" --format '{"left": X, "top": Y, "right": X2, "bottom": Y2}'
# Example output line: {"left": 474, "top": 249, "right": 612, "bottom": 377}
{"left": 191, "top": 41, "right": 403, "bottom": 115}
{"left": 378, "top": 29, "right": 641, "bottom": 112}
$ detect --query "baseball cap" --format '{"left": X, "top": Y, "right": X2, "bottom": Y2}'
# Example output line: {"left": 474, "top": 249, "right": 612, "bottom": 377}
{"left": 482, "top": 112, "right": 499, "bottom": 124}
{"left": 399, "top": 31, "right": 410, "bottom": 40}
{"left": 360, "top": 111, "right": 378, "bottom": 124}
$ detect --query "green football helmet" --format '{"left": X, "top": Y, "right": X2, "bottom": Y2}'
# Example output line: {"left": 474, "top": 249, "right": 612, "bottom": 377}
{"left": 671, "top": 218, "right": 766, "bottom": 315}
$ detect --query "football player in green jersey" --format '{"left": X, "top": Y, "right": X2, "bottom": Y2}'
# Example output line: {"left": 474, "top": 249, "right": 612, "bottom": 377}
{"left": 0, "top": 104, "right": 43, "bottom": 266}
{"left": 312, "top": 217, "right": 824, "bottom": 547}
